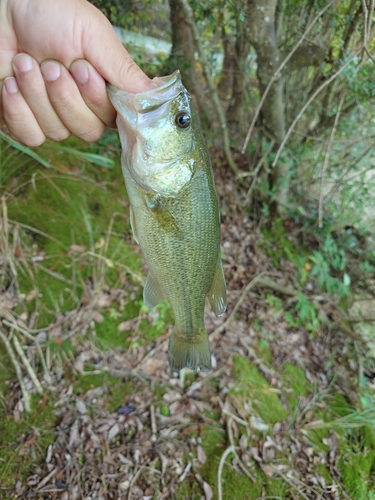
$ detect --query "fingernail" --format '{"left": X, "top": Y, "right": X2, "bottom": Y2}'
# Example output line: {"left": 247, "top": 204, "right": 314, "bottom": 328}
{"left": 4, "top": 77, "right": 18, "bottom": 94}
{"left": 41, "top": 61, "right": 61, "bottom": 82}
{"left": 70, "top": 60, "right": 89, "bottom": 84}
{"left": 13, "top": 53, "right": 33, "bottom": 73}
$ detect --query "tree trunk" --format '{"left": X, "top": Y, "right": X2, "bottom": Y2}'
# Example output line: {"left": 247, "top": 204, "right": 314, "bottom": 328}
{"left": 167, "top": 0, "right": 207, "bottom": 115}
{"left": 218, "top": 35, "right": 235, "bottom": 100}
{"left": 226, "top": 32, "right": 251, "bottom": 127}
{"left": 246, "top": 0, "right": 287, "bottom": 210}
{"left": 247, "top": 0, "right": 285, "bottom": 144}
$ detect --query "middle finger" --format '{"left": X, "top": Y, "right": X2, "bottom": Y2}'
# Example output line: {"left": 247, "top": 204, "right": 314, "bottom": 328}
{"left": 41, "top": 60, "right": 106, "bottom": 142}
{"left": 12, "top": 53, "right": 70, "bottom": 142}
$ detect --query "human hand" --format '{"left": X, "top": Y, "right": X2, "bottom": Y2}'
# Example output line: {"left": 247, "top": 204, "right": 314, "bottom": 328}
{"left": 0, "top": 0, "right": 152, "bottom": 146}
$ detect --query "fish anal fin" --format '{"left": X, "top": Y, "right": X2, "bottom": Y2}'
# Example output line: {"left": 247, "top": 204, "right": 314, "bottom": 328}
{"left": 129, "top": 206, "right": 139, "bottom": 244}
{"left": 208, "top": 259, "right": 227, "bottom": 317}
{"left": 143, "top": 273, "right": 165, "bottom": 309}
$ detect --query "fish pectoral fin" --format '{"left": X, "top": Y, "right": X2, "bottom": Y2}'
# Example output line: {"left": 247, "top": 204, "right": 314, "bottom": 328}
{"left": 143, "top": 273, "right": 166, "bottom": 309}
{"left": 208, "top": 259, "right": 227, "bottom": 317}
{"left": 129, "top": 206, "right": 139, "bottom": 244}
{"left": 144, "top": 194, "right": 180, "bottom": 232}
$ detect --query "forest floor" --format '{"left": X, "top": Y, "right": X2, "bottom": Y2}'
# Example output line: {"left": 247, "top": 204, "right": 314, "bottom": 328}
{"left": 0, "top": 132, "right": 375, "bottom": 500}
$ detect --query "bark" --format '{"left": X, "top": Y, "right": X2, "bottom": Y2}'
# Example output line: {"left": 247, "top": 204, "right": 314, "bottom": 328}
{"left": 167, "top": 0, "right": 207, "bottom": 114}
{"left": 247, "top": 0, "right": 285, "bottom": 145}
{"left": 246, "top": 0, "right": 287, "bottom": 211}
{"left": 226, "top": 33, "right": 251, "bottom": 125}
{"left": 217, "top": 35, "right": 235, "bottom": 100}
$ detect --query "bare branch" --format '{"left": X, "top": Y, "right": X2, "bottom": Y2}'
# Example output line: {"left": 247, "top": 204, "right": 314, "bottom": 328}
{"left": 13, "top": 336, "right": 43, "bottom": 394}
{"left": 179, "top": 0, "right": 238, "bottom": 174}
{"left": 242, "top": 0, "right": 335, "bottom": 153}
{"left": 272, "top": 50, "right": 361, "bottom": 168}
{"left": 318, "top": 92, "right": 346, "bottom": 228}
{"left": 0, "top": 326, "right": 31, "bottom": 412}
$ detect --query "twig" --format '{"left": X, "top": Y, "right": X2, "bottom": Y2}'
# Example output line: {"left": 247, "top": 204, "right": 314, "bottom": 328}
{"left": 210, "top": 273, "right": 265, "bottom": 338}
{"left": 243, "top": 141, "right": 275, "bottom": 206}
{"left": 362, "top": 0, "right": 375, "bottom": 62}
{"left": 135, "top": 338, "right": 167, "bottom": 368}
{"left": 127, "top": 464, "right": 147, "bottom": 500}
{"left": 0, "top": 327, "right": 31, "bottom": 412}
{"left": 150, "top": 404, "right": 157, "bottom": 442}
{"left": 217, "top": 445, "right": 235, "bottom": 500}
{"left": 2, "top": 320, "right": 52, "bottom": 384}
{"left": 242, "top": 0, "right": 335, "bottom": 153}
{"left": 86, "top": 251, "right": 143, "bottom": 283}
{"left": 179, "top": 0, "right": 238, "bottom": 174}
{"left": 318, "top": 92, "right": 346, "bottom": 227}
{"left": 12, "top": 336, "right": 43, "bottom": 394}
{"left": 256, "top": 276, "right": 296, "bottom": 296}
{"left": 35, "top": 468, "right": 57, "bottom": 491}
{"left": 275, "top": 471, "right": 311, "bottom": 500}
{"left": 272, "top": 50, "right": 361, "bottom": 168}
{"left": 226, "top": 417, "right": 256, "bottom": 483}
{"left": 187, "top": 364, "right": 228, "bottom": 396}
{"left": 178, "top": 462, "right": 192, "bottom": 483}
{"left": 361, "top": 0, "right": 369, "bottom": 50}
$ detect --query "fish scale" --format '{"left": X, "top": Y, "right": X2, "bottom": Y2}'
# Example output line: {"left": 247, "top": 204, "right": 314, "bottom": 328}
{"left": 107, "top": 71, "right": 227, "bottom": 372}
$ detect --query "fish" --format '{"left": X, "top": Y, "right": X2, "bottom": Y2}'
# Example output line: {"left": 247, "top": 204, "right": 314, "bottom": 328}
{"left": 107, "top": 71, "right": 226, "bottom": 372}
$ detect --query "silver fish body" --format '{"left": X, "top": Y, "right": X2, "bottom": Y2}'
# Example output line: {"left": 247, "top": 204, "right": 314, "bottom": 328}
{"left": 107, "top": 71, "right": 226, "bottom": 371}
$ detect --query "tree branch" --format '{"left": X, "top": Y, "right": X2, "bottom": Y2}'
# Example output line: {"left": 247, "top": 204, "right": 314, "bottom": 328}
{"left": 272, "top": 50, "right": 361, "bottom": 168}
{"left": 179, "top": 0, "right": 239, "bottom": 174}
{"left": 281, "top": 43, "right": 327, "bottom": 70}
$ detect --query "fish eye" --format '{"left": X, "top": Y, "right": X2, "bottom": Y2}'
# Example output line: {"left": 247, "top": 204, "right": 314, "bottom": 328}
{"left": 174, "top": 112, "right": 191, "bottom": 129}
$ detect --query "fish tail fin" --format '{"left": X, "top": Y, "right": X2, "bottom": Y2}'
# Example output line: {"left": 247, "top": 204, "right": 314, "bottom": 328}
{"left": 168, "top": 329, "right": 211, "bottom": 372}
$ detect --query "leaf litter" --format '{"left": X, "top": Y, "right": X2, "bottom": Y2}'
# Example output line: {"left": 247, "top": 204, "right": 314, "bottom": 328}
{"left": 0, "top": 149, "right": 374, "bottom": 499}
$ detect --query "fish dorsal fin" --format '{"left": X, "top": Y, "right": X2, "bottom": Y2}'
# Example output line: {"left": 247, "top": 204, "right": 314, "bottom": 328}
{"left": 208, "top": 259, "right": 227, "bottom": 317}
{"left": 130, "top": 206, "right": 139, "bottom": 244}
{"left": 144, "top": 273, "right": 166, "bottom": 309}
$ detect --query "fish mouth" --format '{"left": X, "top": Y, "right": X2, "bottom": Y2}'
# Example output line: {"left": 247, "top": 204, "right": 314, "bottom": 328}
{"left": 107, "top": 71, "right": 186, "bottom": 116}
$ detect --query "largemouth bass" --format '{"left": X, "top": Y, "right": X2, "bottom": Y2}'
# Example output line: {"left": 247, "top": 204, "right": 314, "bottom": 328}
{"left": 107, "top": 71, "right": 226, "bottom": 372}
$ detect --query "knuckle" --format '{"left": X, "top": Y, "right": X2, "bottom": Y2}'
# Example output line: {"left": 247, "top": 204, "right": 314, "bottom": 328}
{"left": 78, "top": 123, "right": 105, "bottom": 143}
{"left": 19, "top": 133, "right": 45, "bottom": 148}
{"left": 46, "top": 128, "right": 71, "bottom": 142}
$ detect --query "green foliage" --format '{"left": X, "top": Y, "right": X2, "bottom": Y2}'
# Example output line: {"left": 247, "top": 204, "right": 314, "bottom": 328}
{"left": 309, "top": 232, "right": 351, "bottom": 297}
{"left": 89, "top": 0, "right": 169, "bottom": 38}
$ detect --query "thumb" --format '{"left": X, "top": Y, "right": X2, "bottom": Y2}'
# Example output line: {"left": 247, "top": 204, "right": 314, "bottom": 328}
{"left": 81, "top": 4, "right": 152, "bottom": 93}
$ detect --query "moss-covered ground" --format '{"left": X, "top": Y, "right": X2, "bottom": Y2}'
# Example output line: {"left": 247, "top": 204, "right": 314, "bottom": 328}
{"left": 1, "top": 133, "right": 375, "bottom": 498}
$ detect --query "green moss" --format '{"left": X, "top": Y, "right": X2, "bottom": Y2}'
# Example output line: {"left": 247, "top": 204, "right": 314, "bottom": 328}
{"left": 253, "top": 339, "right": 272, "bottom": 365}
{"left": 200, "top": 424, "right": 288, "bottom": 500}
{"left": 338, "top": 427, "right": 375, "bottom": 499}
{"left": 95, "top": 312, "right": 135, "bottom": 349}
{"left": 280, "top": 363, "right": 311, "bottom": 414}
{"left": 0, "top": 345, "right": 14, "bottom": 407}
{"left": 173, "top": 478, "right": 202, "bottom": 499}
{"left": 231, "top": 356, "right": 287, "bottom": 425}
{"left": 73, "top": 370, "right": 135, "bottom": 413}
{"left": 312, "top": 463, "right": 333, "bottom": 484}
{"left": 0, "top": 395, "right": 57, "bottom": 492}
{"left": 7, "top": 154, "right": 139, "bottom": 328}
{"left": 141, "top": 300, "right": 174, "bottom": 343}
